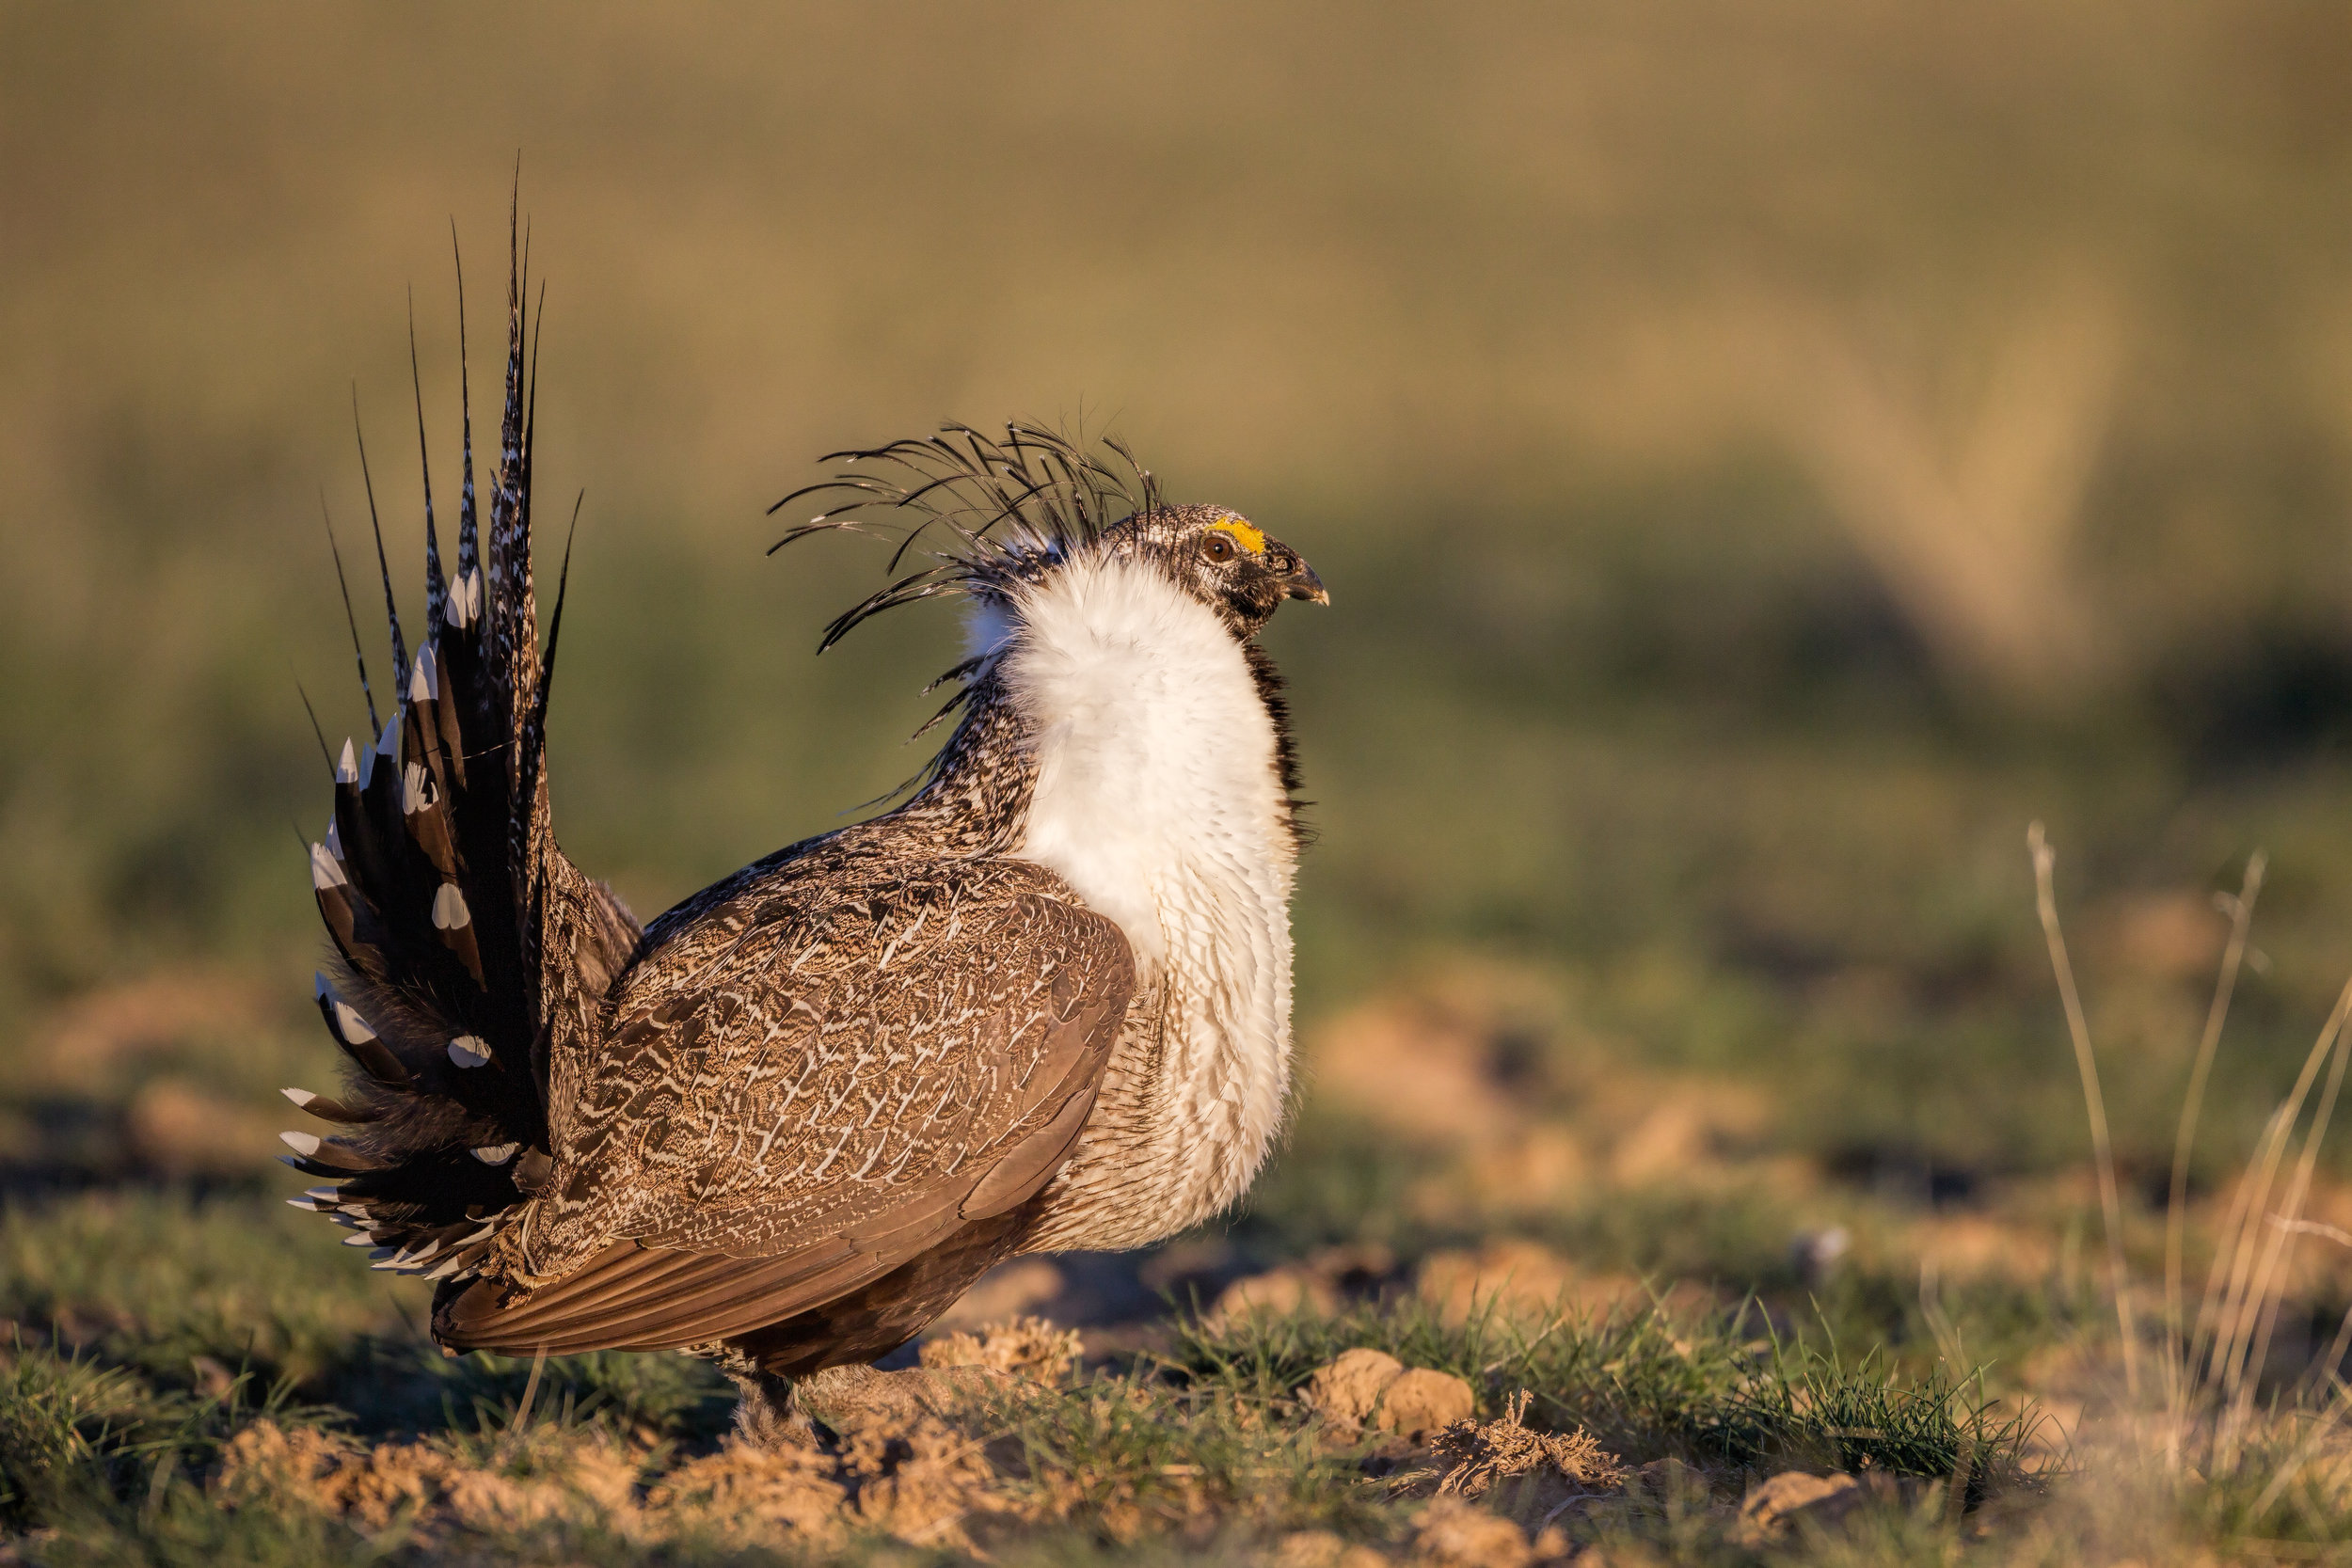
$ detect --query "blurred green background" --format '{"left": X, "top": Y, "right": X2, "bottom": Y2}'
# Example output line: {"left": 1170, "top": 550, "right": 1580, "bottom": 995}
{"left": 8, "top": 0, "right": 2352, "bottom": 1212}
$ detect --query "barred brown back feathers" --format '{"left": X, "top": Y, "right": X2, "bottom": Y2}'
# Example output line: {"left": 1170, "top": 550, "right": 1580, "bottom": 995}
{"left": 289, "top": 203, "right": 1323, "bottom": 1418}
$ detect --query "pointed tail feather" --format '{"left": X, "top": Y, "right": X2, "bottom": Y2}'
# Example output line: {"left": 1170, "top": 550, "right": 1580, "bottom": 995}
{"left": 289, "top": 214, "right": 641, "bottom": 1307}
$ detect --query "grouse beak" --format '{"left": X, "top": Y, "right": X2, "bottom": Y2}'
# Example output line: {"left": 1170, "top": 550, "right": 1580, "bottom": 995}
{"left": 1282, "top": 559, "right": 1330, "bottom": 607}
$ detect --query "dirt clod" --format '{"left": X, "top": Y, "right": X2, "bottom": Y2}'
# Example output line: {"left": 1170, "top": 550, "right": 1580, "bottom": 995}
{"left": 1263, "top": 1528, "right": 1393, "bottom": 1567}
{"left": 1212, "top": 1266, "right": 1343, "bottom": 1325}
{"left": 1632, "top": 1454, "right": 1709, "bottom": 1502}
{"left": 1303, "top": 1348, "right": 1407, "bottom": 1427}
{"left": 1736, "top": 1469, "right": 1864, "bottom": 1542}
{"left": 1300, "top": 1350, "right": 1473, "bottom": 1441}
{"left": 1416, "top": 1241, "right": 1713, "bottom": 1328}
{"left": 1405, "top": 1496, "right": 1572, "bottom": 1567}
{"left": 1380, "top": 1369, "right": 1476, "bottom": 1442}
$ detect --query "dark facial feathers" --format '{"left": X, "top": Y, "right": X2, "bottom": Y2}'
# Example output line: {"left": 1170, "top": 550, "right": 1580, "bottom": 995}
{"left": 1094, "top": 503, "right": 1327, "bottom": 639}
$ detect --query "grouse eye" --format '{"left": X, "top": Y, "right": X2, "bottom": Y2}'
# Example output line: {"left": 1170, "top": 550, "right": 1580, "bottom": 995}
{"left": 1201, "top": 532, "right": 1237, "bottom": 564}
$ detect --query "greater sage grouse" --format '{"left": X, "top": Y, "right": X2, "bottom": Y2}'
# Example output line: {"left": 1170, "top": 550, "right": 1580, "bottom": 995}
{"left": 283, "top": 232, "right": 1327, "bottom": 1433}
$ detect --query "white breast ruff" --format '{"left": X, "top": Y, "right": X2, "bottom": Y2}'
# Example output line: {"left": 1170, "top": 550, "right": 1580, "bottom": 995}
{"left": 985, "top": 554, "right": 1297, "bottom": 1240}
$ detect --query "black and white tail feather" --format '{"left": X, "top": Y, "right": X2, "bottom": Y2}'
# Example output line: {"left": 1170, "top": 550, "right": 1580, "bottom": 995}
{"left": 286, "top": 207, "right": 640, "bottom": 1294}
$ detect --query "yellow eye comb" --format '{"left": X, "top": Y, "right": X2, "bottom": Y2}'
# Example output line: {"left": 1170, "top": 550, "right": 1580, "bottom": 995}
{"left": 1206, "top": 515, "right": 1267, "bottom": 555}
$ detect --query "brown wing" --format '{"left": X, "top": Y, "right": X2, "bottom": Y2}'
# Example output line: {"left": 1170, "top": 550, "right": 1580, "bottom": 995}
{"left": 435, "top": 851, "right": 1133, "bottom": 1354}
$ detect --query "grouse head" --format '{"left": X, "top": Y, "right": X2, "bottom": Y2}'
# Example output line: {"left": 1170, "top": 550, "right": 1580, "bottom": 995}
{"left": 1102, "top": 504, "right": 1327, "bottom": 638}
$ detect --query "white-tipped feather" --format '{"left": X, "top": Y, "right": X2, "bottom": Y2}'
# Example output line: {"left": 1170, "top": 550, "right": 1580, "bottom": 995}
{"left": 403, "top": 762, "right": 429, "bottom": 815}
{"left": 375, "top": 716, "right": 398, "bottom": 756}
{"left": 330, "top": 997, "right": 376, "bottom": 1043}
{"left": 324, "top": 816, "right": 343, "bottom": 859}
{"left": 279, "top": 1131, "right": 322, "bottom": 1157}
{"left": 447, "top": 1036, "right": 491, "bottom": 1068}
{"left": 431, "top": 883, "right": 470, "bottom": 930}
{"left": 282, "top": 1087, "right": 316, "bottom": 1108}
{"left": 336, "top": 739, "right": 359, "bottom": 784}
{"left": 310, "top": 843, "right": 347, "bottom": 890}
{"left": 449, "top": 569, "right": 481, "bottom": 627}
{"left": 469, "top": 1143, "right": 519, "bottom": 1165}
{"left": 409, "top": 644, "right": 436, "bottom": 704}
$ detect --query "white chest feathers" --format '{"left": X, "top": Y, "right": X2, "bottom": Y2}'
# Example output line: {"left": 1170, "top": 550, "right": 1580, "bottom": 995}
{"left": 981, "top": 554, "right": 1298, "bottom": 1227}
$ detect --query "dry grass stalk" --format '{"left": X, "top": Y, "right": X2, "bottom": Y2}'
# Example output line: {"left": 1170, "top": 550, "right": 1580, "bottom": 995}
{"left": 2164, "top": 849, "right": 2265, "bottom": 1430}
{"left": 2294, "top": 1230, "right": 2352, "bottom": 1410}
{"left": 2042, "top": 833, "right": 2352, "bottom": 1524}
{"left": 2189, "top": 1099, "right": 2296, "bottom": 1393}
{"left": 2191, "top": 987, "right": 2350, "bottom": 1380}
{"left": 2029, "top": 821, "right": 2139, "bottom": 1398}
{"left": 2204, "top": 981, "right": 2352, "bottom": 1468}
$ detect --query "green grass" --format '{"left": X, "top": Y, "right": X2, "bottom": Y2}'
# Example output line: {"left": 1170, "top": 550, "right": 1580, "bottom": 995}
{"left": 0, "top": 1194, "right": 398, "bottom": 1391}
{"left": 0, "top": 1188, "right": 2063, "bottom": 1564}
{"left": 978, "top": 1373, "right": 1391, "bottom": 1544}
{"left": 1164, "top": 1295, "right": 2042, "bottom": 1488}
{"left": 29, "top": 1483, "right": 365, "bottom": 1568}
{"left": 15, "top": 1183, "right": 2352, "bottom": 1564}
{"left": 0, "top": 1338, "right": 316, "bottom": 1535}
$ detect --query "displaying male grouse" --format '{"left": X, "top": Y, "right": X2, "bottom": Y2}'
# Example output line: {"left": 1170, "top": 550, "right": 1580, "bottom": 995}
{"left": 282, "top": 225, "right": 1327, "bottom": 1432}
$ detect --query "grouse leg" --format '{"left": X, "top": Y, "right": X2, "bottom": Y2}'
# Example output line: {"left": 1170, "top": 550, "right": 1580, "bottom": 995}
{"left": 727, "top": 1367, "right": 820, "bottom": 1449}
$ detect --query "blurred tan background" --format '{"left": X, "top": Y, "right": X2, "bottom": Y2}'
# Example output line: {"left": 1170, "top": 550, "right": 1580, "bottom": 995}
{"left": 8, "top": 2, "right": 2352, "bottom": 1213}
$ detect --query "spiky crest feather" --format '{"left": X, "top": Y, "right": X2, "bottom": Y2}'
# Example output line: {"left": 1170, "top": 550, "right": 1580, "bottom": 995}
{"left": 770, "top": 423, "right": 1161, "bottom": 651}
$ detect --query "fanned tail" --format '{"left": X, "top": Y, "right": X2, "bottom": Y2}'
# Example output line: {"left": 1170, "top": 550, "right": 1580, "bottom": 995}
{"left": 286, "top": 207, "right": 641, "bottom": 1306}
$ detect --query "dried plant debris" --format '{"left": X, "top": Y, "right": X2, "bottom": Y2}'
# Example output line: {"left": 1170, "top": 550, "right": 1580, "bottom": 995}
{"left": 1429, "top": 1391, "right": 1629, "bottom": 1505}
{"left": 644, "top": 1439, "right": 852, "bottom": 1545}
{"left": 215, "top": 1421, "right": 653, "bottom": 1541}
{"left": 919, "top": 1313, "right": 1085, "bottom": 1386}
{"left": 217, "top": 1407, "right": 1007, "bottom": 1554}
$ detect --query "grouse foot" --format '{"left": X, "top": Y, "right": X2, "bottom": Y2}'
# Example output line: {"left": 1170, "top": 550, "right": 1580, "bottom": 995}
{"left": 728, "top": 1367, "right": 820, "bottom": 1449}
